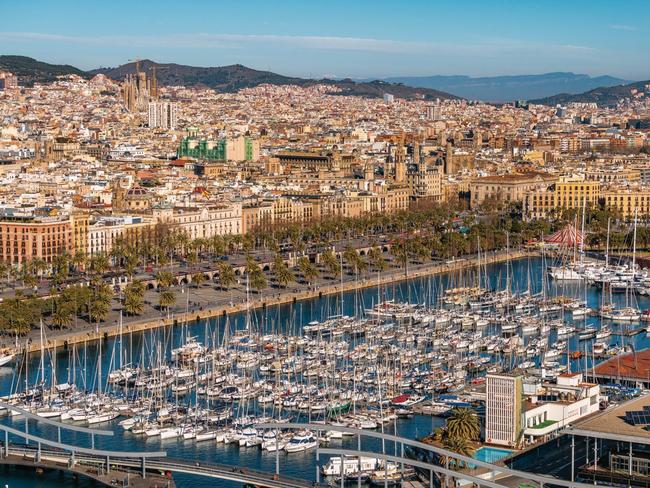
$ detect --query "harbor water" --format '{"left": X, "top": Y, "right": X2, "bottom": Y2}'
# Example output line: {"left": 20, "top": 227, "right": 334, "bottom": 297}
{"left": 1, "top": 256, "right": 649, "bottom": 487}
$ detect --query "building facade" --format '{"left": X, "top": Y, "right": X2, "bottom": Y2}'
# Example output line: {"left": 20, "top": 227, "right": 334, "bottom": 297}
{"left": 148, "top": 101, "right": 177, "bottom": 130}
{"left": 486, "top": 373, "right": 523, "bottom": 447}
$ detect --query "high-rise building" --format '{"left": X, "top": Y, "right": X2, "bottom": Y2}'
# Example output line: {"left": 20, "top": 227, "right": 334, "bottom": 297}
{"left": 486, "top": 373, "right": 523, "bottom": 447}
{"left": 383, "top": 93, "right": 395, "bottom": 103}
{"left": 148, "top": 102, "right": 177, "bottom": 129}
{"left": 426, "top": 101, "right": 442, "bottom": 120}
{"left": 0, "top": 71, "right": 18, "bottom": 90}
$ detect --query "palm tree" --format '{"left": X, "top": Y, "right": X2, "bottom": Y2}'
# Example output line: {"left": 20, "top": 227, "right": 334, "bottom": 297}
{"left": 0, "top": 298, "right": 40, "bottom": 336}
{"left": 123, "top": 251, "right": 139, "bottom": 279}
{"left": 441, "top": 435, "right": 475, "bottom": 469}
{"left": 321, "top": 249, "right": 341, "bottom": 279}
{"left": 191, "top": 272, "right": 207, "bottom": 288}
{"left": 390, "top": 241, "right": 409, "bottom": 277}
{"left": 90, "top": 252, "right": 110, "bottom": 276}
{"left": 367, "top": 246, "right": 387, "bottom": 272}
{"left": 445, "top": 407, "right": 480, "bottom": 441}
{"left": 343, "top": 246, "right": 367, "bottom": 277}
{"left": 156, "top": 270, "right": 175, "bottom": 289}
{"left": 273, "top": 255, "right": 294, "bottom": 288}
{"left": 52, "top": 301, "right": 74, "bottom": 329}
{"left": 88, "top": 280, "right": 113, "bottom": 325}
{"left": 159, "top": 290, "right": 176, "bottom": 315}
{"left": 123, "top": 280, "right": 145, "bottom": 316}
{"left": 72, "top": 251, "right": 87, "bottom": 274}
{"left": 248, "top": 269, "right": 267, "bottom": 295}
{"left": 217, "top": 262, "right": 237, "bottom": 290}
{"left": 297, "top": 256, "right": 319, "bottom": 285}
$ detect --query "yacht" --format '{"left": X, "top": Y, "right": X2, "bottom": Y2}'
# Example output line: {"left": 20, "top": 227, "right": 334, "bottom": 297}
{"left": 285, "top": 432, "right": 318, "bottom": 453}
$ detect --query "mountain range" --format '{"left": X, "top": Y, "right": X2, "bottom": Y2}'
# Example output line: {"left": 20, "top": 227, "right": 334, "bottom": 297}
{"left": 379, "top": 72, "right": 630, "bottom": 102}
{"left": 88, "top": 59, "right": 459, "bottom": 100}
{"left": 0, "top": 55, "right": 88, "bottom": 85}
{"left": 531, "top": 79, "right": 650, "bottom": 107}
{"left": 1, "top": 55, "right": 647, "bottom": 107}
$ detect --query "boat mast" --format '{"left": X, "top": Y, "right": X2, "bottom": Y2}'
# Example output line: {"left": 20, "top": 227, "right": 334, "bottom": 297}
{"left": 580, "top": 195, "right": 586, "bottom": 268}
{"left": 39, "top": 318, "right": 45, "bottom": 386}
{"left": 605, "top": 217, "right": 610, "bottom": 270}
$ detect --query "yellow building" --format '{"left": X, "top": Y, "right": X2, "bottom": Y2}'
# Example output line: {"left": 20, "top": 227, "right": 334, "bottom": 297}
{"left": 555, "top": 180, "right": 601, "bottom": 209}
{"left": 524, "top": 179, "right": 601, "bottom": 220}
{"left": 601, "top": 186, "right": 650, "bottom": 220}
{"left": 70, "top": 212, "right": 89, "bottom": 258}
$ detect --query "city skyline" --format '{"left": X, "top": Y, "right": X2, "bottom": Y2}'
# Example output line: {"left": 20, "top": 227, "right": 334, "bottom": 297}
{"left": 2, "top": 0, "right": 649, "bottom": 80}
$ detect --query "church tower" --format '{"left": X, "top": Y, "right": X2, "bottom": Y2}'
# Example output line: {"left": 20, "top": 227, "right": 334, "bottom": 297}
{"left": 394, "top": 143, "right": 406, "bottom": 183}
{"left": 444, "top": 140, "right": 454, "bottom": 174}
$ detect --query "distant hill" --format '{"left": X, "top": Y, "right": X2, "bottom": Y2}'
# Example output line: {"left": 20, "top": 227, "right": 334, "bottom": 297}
{"left": 0, "top": 55, "right": 89, "bottom": 86}
{"left": 89, "top": 59, "right": 459, "bottom": 100}
{"left": 380, "top": 72, "right": 629, "bottom": 102}
{"left": 531, "top": 79, "right": 650, "bottom": 107}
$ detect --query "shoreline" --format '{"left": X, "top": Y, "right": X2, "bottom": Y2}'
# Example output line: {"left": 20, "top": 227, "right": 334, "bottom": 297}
{"left": 23, "top": 250, "right": 537, "bottom": 355}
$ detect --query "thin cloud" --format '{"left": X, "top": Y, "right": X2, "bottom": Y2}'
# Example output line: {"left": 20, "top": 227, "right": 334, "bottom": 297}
{"left": 609, "top": 24, "right": 637, "bottom": 31}
{"left": 0, "top": 31, "right": 431, "bottom": 54}
{"left": 0, "top": 31, "right": 601, "bottom": 66}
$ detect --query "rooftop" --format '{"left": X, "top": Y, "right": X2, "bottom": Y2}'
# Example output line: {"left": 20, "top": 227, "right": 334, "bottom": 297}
{"left": 593, "top": 348, "right": 650, "bottom": 381}
{"left": 573, "top": 394, "right": 650, "bottom": 442}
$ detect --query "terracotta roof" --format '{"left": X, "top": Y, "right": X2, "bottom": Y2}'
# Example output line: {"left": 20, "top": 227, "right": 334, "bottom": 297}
{"left": 594, "top": 348, "right": 650, "bottom": 381}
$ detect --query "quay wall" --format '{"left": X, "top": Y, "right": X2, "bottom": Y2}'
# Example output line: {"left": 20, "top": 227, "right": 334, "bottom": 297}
{"left": 26, "top": 250, "right": 536, "bottom": 354}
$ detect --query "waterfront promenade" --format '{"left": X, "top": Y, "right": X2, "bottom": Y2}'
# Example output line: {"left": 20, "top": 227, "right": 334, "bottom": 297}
{"left": 19, "top": 249, "right": 535, "bottom": 354}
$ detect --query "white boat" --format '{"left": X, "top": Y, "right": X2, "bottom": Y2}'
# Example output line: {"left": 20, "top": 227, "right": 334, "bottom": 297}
{"left": 193, "top": 430, "right": 216, "bottom": 442}
{"left": 0, "top": 353, "right": 15, "bottom": 367}
{"left": 596, "top": 326, "right": 611, "bottom": 340}
{"left": 322, "top": 456, "right": 380, "bottom": 476}
{"left": 549, "top": 266, "right": 583, "bottom": 281}
{"left": 284, "top": 432, "right": 318, "bottom": 453}
{"left": 159, "top": 427, "right": 182, "bottom": 440}
{"left": 88, "top": 411, "right": 120, "bottom": 424}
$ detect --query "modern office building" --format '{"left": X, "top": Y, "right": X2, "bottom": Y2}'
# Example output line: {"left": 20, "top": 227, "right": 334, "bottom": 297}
{"left": 486, "top": 373, "right": 523, "bottom": 447}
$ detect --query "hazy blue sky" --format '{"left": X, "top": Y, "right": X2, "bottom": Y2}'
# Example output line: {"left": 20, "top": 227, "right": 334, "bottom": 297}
{"left": 2, "top": 0, "right": 649, "bottom": 80}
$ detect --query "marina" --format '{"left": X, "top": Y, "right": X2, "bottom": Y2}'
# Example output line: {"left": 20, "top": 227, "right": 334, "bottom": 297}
{"left": 0, "top": 255, "right": 649, "bottom": 488}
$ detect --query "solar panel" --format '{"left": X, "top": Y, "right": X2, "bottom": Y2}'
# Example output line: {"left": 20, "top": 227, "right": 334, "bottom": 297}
{"left": 643, "top": 405, "right": 650, "bottom": 412}
{"left": 625, "top": 411, "right": 650, "bottom": 426}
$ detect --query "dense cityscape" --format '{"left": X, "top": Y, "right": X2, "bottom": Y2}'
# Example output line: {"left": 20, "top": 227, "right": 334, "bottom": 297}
{"left": 0, "top": 2, "right": 649, "bottom": 488}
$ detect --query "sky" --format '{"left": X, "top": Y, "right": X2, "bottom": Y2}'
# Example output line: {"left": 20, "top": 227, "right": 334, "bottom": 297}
{"left": 1, "top": 0, "right": 649, "bottom": 80}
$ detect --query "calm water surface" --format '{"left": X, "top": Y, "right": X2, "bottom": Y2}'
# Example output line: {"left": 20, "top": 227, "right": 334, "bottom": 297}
{"left": 2, "top": 257, "right": 649, "bottom": 487}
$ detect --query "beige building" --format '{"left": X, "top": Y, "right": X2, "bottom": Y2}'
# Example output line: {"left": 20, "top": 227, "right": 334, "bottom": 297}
{"left": 407, "top": 164, "right": 444, "bottom": 201}
{"left": 470, "top": 173, "right": 557, "bottom": 208}
{"left": 169, "top": 204, "right": 242, "bottom": 239}
{"left": 601, "top": 186, "right": 650, "bottom": 220}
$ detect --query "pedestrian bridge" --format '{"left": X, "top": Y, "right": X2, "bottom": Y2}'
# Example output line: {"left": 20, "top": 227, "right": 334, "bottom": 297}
{"left": 0, "top": 402, "right": 615, "bottom": 488}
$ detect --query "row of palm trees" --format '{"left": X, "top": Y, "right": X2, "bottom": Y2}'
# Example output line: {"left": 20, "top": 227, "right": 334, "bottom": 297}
{"left": 0, "top": 200, "right": 566, "bottom": 336}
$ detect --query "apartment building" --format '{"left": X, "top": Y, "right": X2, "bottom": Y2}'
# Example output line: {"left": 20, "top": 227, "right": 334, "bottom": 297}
{"left": 0, "top": 209, "right": 73, "bottom": 265}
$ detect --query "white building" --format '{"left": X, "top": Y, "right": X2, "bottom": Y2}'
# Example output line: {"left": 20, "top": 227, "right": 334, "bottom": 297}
{"left": 486, "top": 373, "right": 523, "bottom": 447}
{"left": 383, "top": 93, "right": 394, "bottom": 103}
{"left": 522, "top": 373, "right": 600, "bottom": 443}
{"left": 148, "top": 101, "right": 177, "bottom": 130}
{"left": 167, "top": 204, "right": 242, "bottom": 239}
{"left": 426, "top": 102, "right": 442, "bottom": 121}
{"left": 88, "top": 215, "right": 153, "bottom": 256}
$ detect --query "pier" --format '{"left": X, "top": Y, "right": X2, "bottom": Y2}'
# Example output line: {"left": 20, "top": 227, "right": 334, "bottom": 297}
{"left": 23, "top": 248, "right": 535, "bottom": 354}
